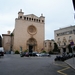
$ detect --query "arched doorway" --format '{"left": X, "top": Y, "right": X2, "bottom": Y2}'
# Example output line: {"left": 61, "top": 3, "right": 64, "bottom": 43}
{"left": 27, "top": 38, "right": 37, "bottom": 52}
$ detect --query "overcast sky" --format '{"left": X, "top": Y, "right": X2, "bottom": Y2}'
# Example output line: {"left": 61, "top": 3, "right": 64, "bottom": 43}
{"left": 0, "top": 0, "right": 75, "bottom": 40}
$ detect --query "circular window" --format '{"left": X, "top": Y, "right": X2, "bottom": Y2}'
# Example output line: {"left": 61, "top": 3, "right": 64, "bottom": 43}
{"left": 28, "top": 25, "right": 37, "bottom": 35}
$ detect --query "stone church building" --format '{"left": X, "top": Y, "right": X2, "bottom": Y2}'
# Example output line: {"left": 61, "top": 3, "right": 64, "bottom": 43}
{"left": 2, "top": 9, "right": 54, "bottom": 53}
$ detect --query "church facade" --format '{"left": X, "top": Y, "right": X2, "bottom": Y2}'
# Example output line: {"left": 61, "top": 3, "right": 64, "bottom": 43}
{"left": 3, "top": 9, "right": 45, "bottom": 53}
{"left": 13, "top": 9, "right": 45, "bottom": 52}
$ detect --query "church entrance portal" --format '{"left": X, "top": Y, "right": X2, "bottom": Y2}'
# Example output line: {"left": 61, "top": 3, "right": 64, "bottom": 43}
{"left": 27, "top": 38, "right": 37, "bottom": 52}
{"left": 29, "top": 45, "right": 33, "bottom": 52}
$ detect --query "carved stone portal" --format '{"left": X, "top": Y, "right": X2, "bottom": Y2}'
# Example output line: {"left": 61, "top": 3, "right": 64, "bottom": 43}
{"left": 27, "top": 38, "right": 37, "bottom": 52}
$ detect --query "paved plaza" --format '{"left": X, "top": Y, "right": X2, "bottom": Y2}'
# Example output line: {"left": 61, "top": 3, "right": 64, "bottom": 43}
{"left": 0, "top": 54, "right": 75, "bottom": 75}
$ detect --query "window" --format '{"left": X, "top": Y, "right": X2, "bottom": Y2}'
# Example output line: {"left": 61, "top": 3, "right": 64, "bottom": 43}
{"left": 69, "top": 36, "right": 72, "bottom": 40}
{"left": 64, "top": 43, "right": 66, "bottom": 46}
{"left": 39, "top": 20, "right": 40, "bottom": 22}
{"left": 58, "top": 43, "right": 60, "bottom": 46}
{"left": 57, "top": 30, "right": 73, "bottom": 36}
{"left": 34, "top": 19, "right": 35, "bottom": 21}
{"left": 27, "top": 17, "right": 28, "bottom": 20}
{"left": 37, "top": 19, "right": 38, "bottom": 22}
{"left": 50, "top": 42, "right": 51, "bottom": 47}
{"left": 24, "top": 17, "right": 26, "bottom": 20}
{"left": 73, "top": 29, "right": 75, "bottom": 34}
{"left": 58, "top": 38, "right": 60, "bottom": 41}
{"left": 20, "top": 16, "right": 22, "bottom": 18}
{"left": 32, "top": 18, "right": 33, "bottom": 21}
{"left": 42, "top": 20, "right": 44, "bottom": 22}
{"left": 45, "top": 42, "right": 46, "bottom": 47}
{"left": 57, "top": 34, "right": 59, "bottom": 36}
{"left": 69, "top": 31, "right": 72, "bottom": 34}
{"left": 29, "top": 18, "right": 31, "bottom": 21}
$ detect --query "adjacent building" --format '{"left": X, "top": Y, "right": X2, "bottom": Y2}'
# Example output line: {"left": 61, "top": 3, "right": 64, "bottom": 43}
{"left": 54, "top": 26, "right": 75, "bottom": 53}
{"left": 2, "top": 31, "right": 13, "bottom": 52}
{"left": 44, "top": 40, "right": 54, "bottom": 52}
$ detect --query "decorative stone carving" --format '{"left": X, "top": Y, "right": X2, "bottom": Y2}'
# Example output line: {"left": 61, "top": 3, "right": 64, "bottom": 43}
{"left": 27, "top": 25, "right": 37, "bottom": 35}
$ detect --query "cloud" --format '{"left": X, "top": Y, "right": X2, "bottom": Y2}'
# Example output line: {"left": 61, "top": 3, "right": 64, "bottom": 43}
{"left": 0, "top": 0, "right": 75, "bottom": 39}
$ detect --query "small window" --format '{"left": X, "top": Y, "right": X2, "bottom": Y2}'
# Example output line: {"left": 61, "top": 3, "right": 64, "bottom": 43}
{"left": 45, "top": 42, "right": 46, "bottom": 47}
{"left": 20, "top": 16, "right": 22, "bottom": 18}
{"left": 50, "top": 42, "right": 51, "bottom": 47}
{"left": 57, "top": 34, "right": 59, "bottom": 36}
{"left": 37, "top": 19, "right": 38, "bottom": 22}
{"left": 69, "top": 36, "right": 72, "bottom": 40}
{"left": 64, "top": 43, "right": 66, "bottom": 46}
{"left": 73, "top": 29, "right": 75, "bottom": 34}
{"left": 39, "top": 20, "right": 40, "bottom": 22}
{"left": 58, "top": 43, "right": 60, "bottom": 46}
{"left": 32, "top": 18, "right": 33, "bottom": 21}
{"left": 29, "top": 18, "right": 31, "bottom": 21}
{"left": 27, "top": 17, "right": 28, "bottom": 20}
{"left": 34, "top": 19, "right": 35, "bottom": 21}
{"left": 24, "top": 17, "right": 26, "bottom": 20}
{"left": 69, "top": 31, "right": 72, "bottom": 34}
{"left": 42, "top": 20, "right": 44, "bottom": 22}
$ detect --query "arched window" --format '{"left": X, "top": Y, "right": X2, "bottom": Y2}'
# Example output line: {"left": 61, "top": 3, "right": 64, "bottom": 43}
{"left": 27, "top": 17, "right": 28, "bottom": 20}
{"left": 39, "top": 20, "right": 40, "bottom": 22}
{"left": 45, "top": 42, "right": 46, "bottom": 47}
{"left": 69, "top": 36, "right": 72, "bottom": 40}
{"left": 20, "top": 16, "right": 22, "bottom": 18}
{"left": 29, "top": 18, "right": 31, "bottom": 21}
{"left": 37, "top": 19, "right": 38, "bottom": 22}
{"left": 34, "top": 19, "right": 35, "bottom": 21}
{"left": 42, "top": 20, "right": 44, "bottom": 22}
{"left": 64, "top": 42, "right": 66, "bottom": 46}
{"left": 32, "top": 18, "right": 33, "bottom": 21}
{"left": 24, "top": 17, "right": 26, "bottom": 20}
{"left": 50, "top": 42, "right": 51, "bottom": 47}
{"left": 58, "top": 38, "right": 60, "bottom": 41}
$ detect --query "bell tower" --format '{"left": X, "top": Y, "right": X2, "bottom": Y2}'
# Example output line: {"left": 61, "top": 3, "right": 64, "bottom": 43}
{"left": 18, "top": 9, "right": 24, "bottom": 19}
